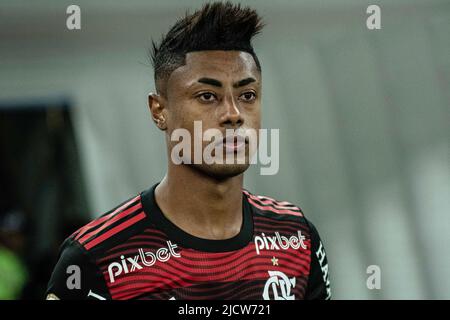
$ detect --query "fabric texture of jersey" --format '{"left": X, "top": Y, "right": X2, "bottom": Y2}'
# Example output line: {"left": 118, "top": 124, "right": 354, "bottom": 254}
{"left": 47, "top": 183, "right": 331, "bottom": 300}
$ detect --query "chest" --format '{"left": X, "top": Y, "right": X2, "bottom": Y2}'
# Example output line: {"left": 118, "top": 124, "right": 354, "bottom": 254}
{"left": 97, "top": 232, "right": 311, "bottom": 300}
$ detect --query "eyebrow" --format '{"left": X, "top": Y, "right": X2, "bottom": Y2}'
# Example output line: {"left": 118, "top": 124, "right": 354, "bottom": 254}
{"left": 197, "top": 77, "right": 257, "bottom": 88}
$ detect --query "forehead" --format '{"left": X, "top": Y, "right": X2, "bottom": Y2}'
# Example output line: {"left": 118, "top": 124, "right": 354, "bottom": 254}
{"left": 167, "top": 50, "right": 260, "bottom": 88}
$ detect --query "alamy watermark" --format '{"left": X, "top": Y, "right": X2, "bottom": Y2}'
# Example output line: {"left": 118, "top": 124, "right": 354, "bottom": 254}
{"left": 66, "top": 5, "right": 81, "bottom": 30}
{"left": 366, "top": 265, "right": 381, "bottom": 290}
{"left": 169, "top": 121, "right": 279, "bottom": 175}
{"left": 366, "top": 5, "right": 381, "bottom": 30}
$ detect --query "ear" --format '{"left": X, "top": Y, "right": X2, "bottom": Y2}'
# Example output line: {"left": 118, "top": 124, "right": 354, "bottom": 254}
{"left": 148, "top": 92, "right": 167, "bottom": 131}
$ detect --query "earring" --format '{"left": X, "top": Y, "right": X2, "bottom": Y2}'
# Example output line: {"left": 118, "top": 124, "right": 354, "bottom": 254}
{"left": 156, "top": 118, "right": 165, "bottom": 128}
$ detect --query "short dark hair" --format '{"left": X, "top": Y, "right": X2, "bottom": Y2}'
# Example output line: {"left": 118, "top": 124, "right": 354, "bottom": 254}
{"left": 150, "top": 1, "right": 264, "bottom": 94}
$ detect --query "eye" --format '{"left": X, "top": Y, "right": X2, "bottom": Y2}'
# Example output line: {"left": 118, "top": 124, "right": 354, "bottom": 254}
{"left": 196, "top": 92, "right": 217, "bottom": 103}
{"left": 239, "top": 91, "right": 257, "bottom": 102}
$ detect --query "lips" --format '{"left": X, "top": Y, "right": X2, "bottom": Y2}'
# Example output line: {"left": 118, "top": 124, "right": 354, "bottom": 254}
{"left": 219, "top": 134, "right": 248, "bottom": 152}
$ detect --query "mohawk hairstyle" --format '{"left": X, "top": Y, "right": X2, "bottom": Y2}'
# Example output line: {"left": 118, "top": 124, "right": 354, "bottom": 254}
{"left": 150, "top": 1, "right": 264, "bottom": 94}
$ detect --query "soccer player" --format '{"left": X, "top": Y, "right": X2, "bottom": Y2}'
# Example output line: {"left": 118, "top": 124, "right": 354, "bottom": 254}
{"left": 46, "top": 1, "right": 331, "bottom": 300}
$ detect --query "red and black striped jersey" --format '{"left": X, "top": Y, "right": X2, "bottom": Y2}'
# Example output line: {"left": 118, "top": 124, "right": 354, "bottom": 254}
{"left": 46, "top": 183, "right": 331, "bottom": 300}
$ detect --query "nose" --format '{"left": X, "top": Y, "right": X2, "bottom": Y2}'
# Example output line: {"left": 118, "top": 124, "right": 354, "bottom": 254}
{"left": 219, "top": 95, "right": 244, "bottom": 129}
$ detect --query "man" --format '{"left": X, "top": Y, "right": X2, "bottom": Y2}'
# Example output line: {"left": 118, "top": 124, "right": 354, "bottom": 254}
{"left": 46, "top": 1, "right": 331, "bottom": 300}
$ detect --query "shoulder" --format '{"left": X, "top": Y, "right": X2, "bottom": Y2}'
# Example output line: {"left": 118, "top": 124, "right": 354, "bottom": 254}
{"left": 243, "top": 189, "right": 323, "bottom": 240}
{"left": 70, "top": 193, "right": 149, "bottom": 254}
{"left": 243, "top": 188, "right": 306, "bottom": 222}
{"left": 47, "top": 193, "right": 152, "bottom": 299}
{"left": 243, "top": 189, "right": 304, "bottom": 217}
{"left": 46, "top": 236, "right": 110, "bottom": 299}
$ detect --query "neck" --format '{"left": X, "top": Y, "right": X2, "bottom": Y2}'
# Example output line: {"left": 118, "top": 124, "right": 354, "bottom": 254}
{"left": 155, "top": 164, "right": 244, "bottom": 240}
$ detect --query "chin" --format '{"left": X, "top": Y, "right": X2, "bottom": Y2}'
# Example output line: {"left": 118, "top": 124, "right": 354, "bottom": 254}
{"left": 193, "top": 163, "right": 250, "bottom": 180}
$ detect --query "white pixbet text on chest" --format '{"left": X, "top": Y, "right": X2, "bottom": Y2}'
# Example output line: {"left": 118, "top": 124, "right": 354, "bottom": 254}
{"left": 107, "top": 240, "right": 181, "bottom": 283}
{"left": 254, "top": 231, "right": 307, "bottom": 255}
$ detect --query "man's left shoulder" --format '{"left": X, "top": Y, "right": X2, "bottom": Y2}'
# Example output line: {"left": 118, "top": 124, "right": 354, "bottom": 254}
{"left": 243, "top": 189, "right": 312, "bottom": 227}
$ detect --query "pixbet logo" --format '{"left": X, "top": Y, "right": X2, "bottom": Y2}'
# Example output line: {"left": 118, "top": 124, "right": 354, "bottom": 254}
{"left": 254, "top": 231, "right": 307, "bottom": 255}
{"left": 107, "top": 241, "right": 181, "bottom": 283}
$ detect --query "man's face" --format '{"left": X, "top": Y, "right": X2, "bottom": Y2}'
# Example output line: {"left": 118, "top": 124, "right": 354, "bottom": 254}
{"left": 162, "top": 50, "right": 262, "bottom": 179}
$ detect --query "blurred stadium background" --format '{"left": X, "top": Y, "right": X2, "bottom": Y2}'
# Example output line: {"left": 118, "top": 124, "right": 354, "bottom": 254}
{"left": 0, "top": 0, "right": 449, "bottom": 299}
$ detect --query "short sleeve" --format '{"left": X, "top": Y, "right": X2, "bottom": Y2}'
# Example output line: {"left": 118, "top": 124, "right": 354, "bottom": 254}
{"left": 46, "top": 238, "right": 110, "bottom": 300}
{"left": 304, "top": 220, "right": 331, "bottom": 300}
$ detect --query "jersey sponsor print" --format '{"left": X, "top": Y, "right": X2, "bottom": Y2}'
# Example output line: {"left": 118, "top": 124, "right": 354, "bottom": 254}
{"left": 47, "top": 183, "right": 330, "bottom": 300}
